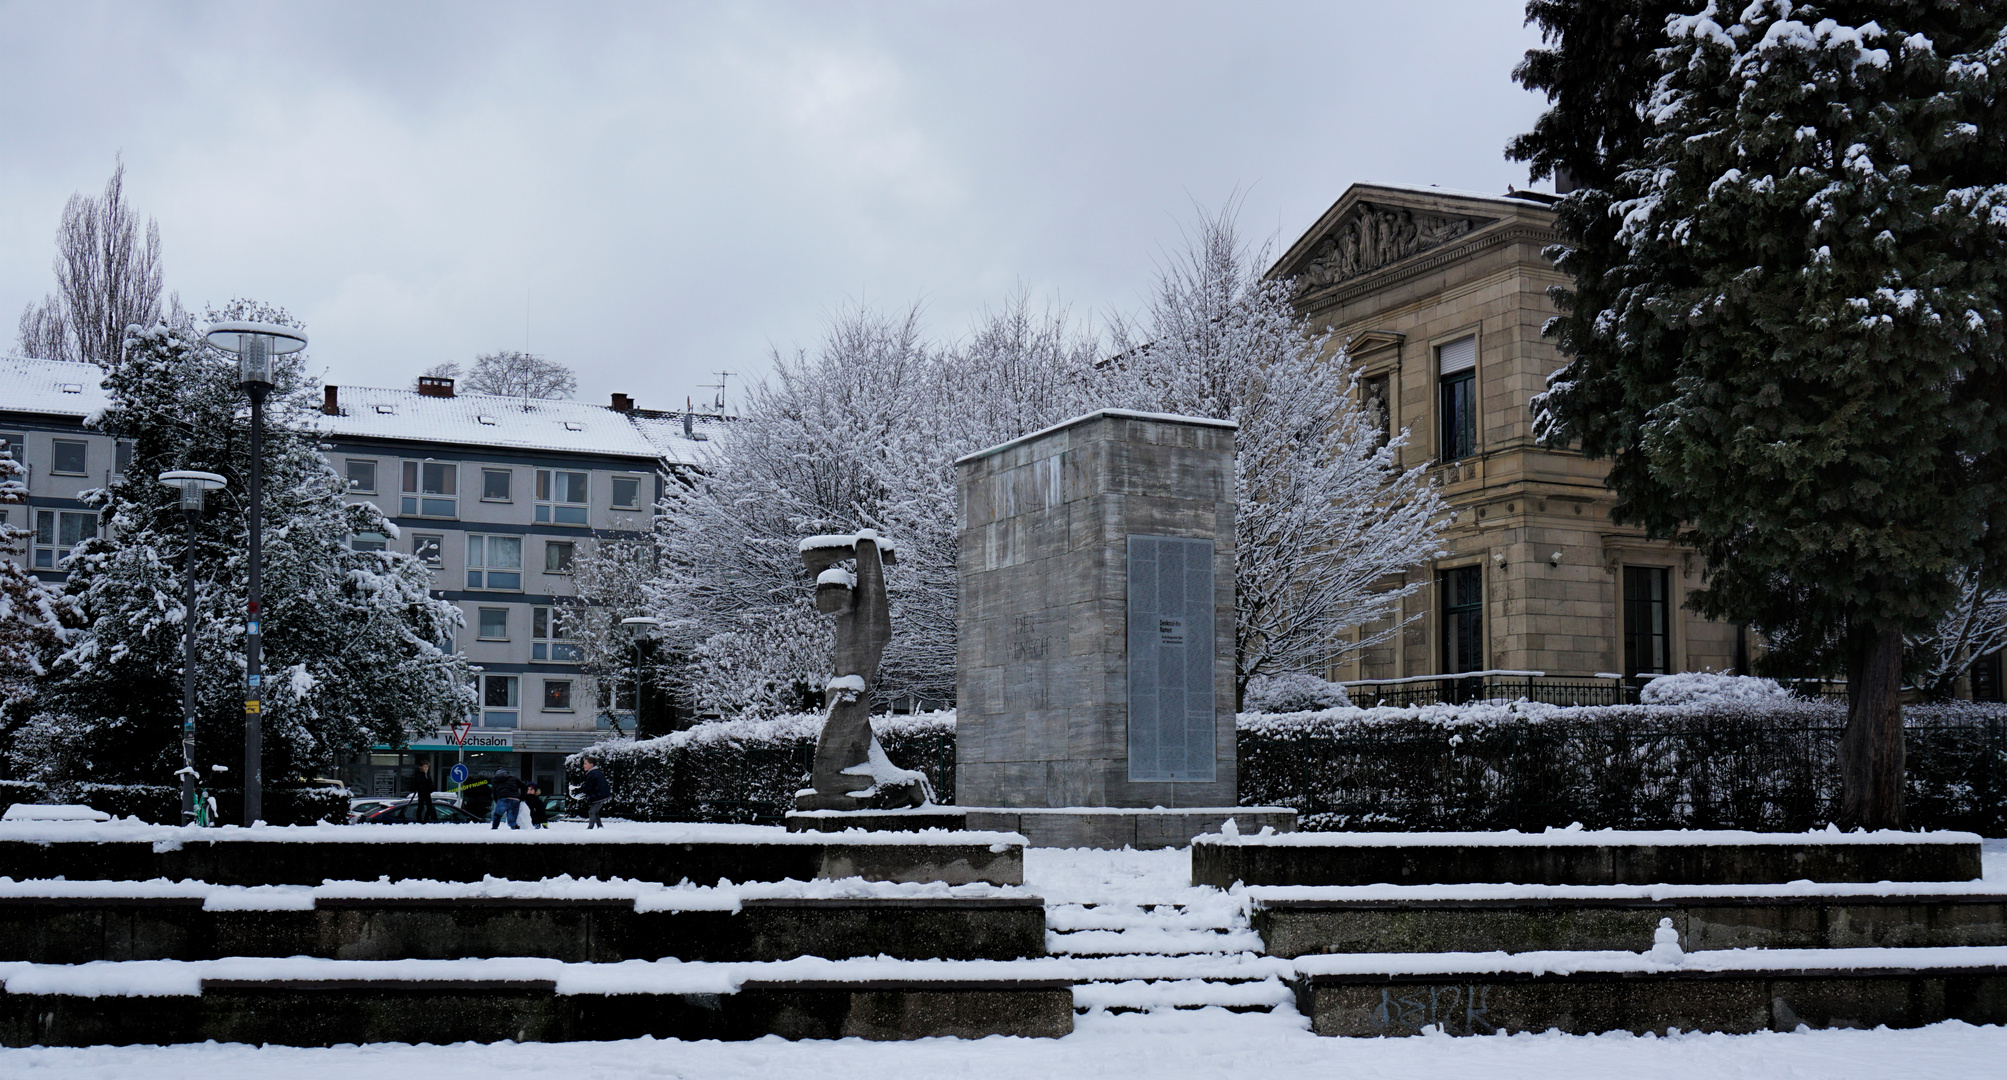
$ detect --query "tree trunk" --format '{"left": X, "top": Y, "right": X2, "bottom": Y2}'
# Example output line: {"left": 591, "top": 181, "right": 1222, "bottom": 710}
{"left": 1837, "top": 625, "right": 1905, "bottom": 829}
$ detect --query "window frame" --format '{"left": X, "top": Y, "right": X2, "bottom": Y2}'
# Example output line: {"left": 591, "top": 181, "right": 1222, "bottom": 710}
{"left": 0, "top": 432, "right": 24, "bottom": 468}
{"left": 481, "top": 468, "right": 513, "bottom": 502}
{"left": 543, "top": 678, "right": 574, "bottom": 712}
{"left": 50, "top": 438, "right": 88, "bottom": 476}
{"left": 1623, "top": 565, "right": 1674, "bottom": 677}
{"left": 400, "top": 460, "right": 459, "bottom": 518}
{"left": 609, "top": 474, "right": 644, "bottom": 511}
{"left": 412, "top": 533, "right": 444, "bottom": 565}
{"left": 1439, "top": 565, "right": 1483, "bottom": 676}
{"left": 113, "top": 439, "right": 134, "bottom": 477}
{"left": 532, "top": 605, "right": 582, "bottom": 662}
{"left": 33, "top": 509, "right": 97, "bottom": 569}
{"left": 350, "top": 532, "right": 388, "bottom": 552}
{"left": 476, "top": 606, "right": 510, "bottom": 641}
{"left": 1436, "top": 334, "right": 1478, "bottom": 464}
{"left": 535, "top": 468, "right": 590, "bottom": 525}
{"left": 346, "top": 459, "right": 379, "bottom": 494}
{"left": 544, "top": 540, "right": 575, "bottom": 575}
{"left": 465, "top": 534, "right": 524, "bottom": 591}
{"left": 480, "top": 674, "right": 520, "bottom": 728}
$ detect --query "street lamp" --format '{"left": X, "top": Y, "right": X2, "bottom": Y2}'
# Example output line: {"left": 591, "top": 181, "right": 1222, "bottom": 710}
{"left": 159, "top": 470, "right": 226, "bottom": 826}
{"left": 618, "top": 616, "right": 660, "bottom": 737}
{"left": 202, "top": 321, "right": 307, "bottom": 826}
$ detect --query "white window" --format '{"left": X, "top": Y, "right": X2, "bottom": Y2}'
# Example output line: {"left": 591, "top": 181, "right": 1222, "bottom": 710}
{"left": 0, "top": 432, "right": 23, "bottom": 466}
{"left": 543, "top": 678, "right": 573, "bottom": 712}
{"left": 51, "top": 439, "right": 87, "bottom": 476}
{"left": 400, "top": 460, "right": 457, "bottom": 517}
{"left": 347, "top": 459, "right": 378, "bottom": 493}
{"left": 544, "top": 540, "right": 575, "bottom": 574}
{"left": 532, "top": 606, "right": 581, "bottom": 662}
{"left": 610, "top": 475, "right": 642, "bottom": 510}
{"left": 466, "top": 534, "right": 523, "bottom": 590}
{"left": 535, "top": 469, "right": 589, "bottom": 525}
{"left": 350, "top": 532, "right": 388, "bottom": 552}
{"left": 33, "top": 510, "right": 96, "bottom": 569}
{"left": 412, "top": 534, "right": 443, "bottom": 565}
{"left": 481, "top": 674, "right": 519, "bottom": 728}
{"left": 477, "top": 607, "right": 509, "bottom": 640}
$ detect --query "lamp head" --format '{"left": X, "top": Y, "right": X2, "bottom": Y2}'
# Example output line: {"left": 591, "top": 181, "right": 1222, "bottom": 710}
{"left": 158, "top": 470, "right": 227, "bottom": 513}
{"left": 204, "top": 321, "right": 307, "bottom": 389}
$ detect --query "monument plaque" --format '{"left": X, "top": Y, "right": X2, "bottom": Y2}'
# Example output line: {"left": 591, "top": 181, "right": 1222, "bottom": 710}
{"left": 1126, "top": 535, "right": 1216, "bottom": 782}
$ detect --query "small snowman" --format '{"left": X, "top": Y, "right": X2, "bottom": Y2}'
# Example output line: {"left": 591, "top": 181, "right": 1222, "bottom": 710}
{"left": 1645, "top": 916, "right": 1684, "bottom": 965}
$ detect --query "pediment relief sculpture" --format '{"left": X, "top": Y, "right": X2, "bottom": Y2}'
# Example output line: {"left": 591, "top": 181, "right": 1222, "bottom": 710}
{"left": 1294, "top": 203, "right": 1495, "bottom": 292}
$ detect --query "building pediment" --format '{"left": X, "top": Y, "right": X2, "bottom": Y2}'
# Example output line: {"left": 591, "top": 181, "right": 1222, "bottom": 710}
{"left": 1288, "top": 200, "right": 1497, "bottom": 294}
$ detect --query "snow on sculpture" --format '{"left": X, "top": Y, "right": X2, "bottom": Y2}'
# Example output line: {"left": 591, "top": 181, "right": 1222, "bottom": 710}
{"left": 794, "top": 529, "right": 931, "bottom": 810}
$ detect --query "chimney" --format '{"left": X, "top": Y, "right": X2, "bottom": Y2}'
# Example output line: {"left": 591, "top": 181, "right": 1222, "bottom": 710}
{"left": 417, "top": 376, "right": 455, "bottom": 398}
{"left": 322, "top": 385, "right": 340, "bottom": 415}
{"left": 683, "top": 411, "right": 694, "bottom": 438}
{"left": 610, "top": 392, "right": 634, "bottom": 412}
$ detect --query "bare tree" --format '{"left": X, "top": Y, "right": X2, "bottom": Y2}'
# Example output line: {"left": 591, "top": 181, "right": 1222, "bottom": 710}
{"left": 14, "top": 161, "right": 164, "bottom": 365}
{"left": 1111, "top": 204, "right": 1449, "bottom": 701}
{"left": 461, "top": 351, "right": 577, "bottom": 400}
{"left": 1908, "top": 568, "right": 2007, "bottom": 701}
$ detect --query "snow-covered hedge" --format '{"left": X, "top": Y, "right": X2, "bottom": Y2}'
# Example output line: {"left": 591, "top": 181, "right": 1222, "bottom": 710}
{"left": 1636, "top": 672, "right": 1796, "bottom": 706}
{"left": 1238, "top": 698, "right": 2007, "bottom": 835}
{"left": 566, "top": 711, "right": 955, "bottom": 824}
{"left": 0, "top": 781, "right": 349, "bottom": 825}
{"left": 1242, "top": 672, "right": 1351, "bottom": 712}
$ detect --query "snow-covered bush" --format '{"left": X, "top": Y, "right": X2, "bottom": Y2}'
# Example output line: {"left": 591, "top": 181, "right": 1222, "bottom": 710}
{"left": 566, "top": 710, "right": 955, "bottom": 823}
{"left": 1637, "top": 672, "right": 1794, "bottom": 707}
{"left": 1241, "top": 671, "right": 1350, "bottom": 713}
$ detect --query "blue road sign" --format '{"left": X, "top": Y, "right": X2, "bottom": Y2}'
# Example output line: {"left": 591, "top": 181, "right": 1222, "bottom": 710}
{"left": 449, "top": 763, "right": 469, "bottom": 787}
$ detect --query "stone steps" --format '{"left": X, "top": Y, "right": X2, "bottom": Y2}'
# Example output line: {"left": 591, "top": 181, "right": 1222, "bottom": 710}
{"left": 1252, "top": 892, "right": 2007, "bottom": 957}
{"left": 1053, "top": 900, "right": 1285, "bottom": 1014}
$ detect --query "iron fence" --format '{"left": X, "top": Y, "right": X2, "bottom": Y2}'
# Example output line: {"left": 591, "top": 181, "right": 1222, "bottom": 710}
{"left": 1347, "top": 675, "right": 1644, "bottom": 709}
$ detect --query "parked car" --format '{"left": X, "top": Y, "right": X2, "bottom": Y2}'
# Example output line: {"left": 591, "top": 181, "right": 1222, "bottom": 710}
{"left": 354, "top": 799, "right": 481, "bottom": 825}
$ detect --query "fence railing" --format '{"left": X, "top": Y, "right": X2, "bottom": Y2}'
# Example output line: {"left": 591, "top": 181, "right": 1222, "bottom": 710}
{"left": 1345, "top": 672, "right": 1646, "bottom": 709}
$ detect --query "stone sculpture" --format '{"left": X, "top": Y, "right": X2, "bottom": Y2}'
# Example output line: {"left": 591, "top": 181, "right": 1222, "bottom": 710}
{"left": 1295, "top": 203, "right": 1491, "bottom": 293}
{"left": 795, "top": 529, "right": 930, "bottom": 811}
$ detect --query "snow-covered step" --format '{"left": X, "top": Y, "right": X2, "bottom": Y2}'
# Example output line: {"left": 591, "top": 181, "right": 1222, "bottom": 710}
{"left": 1073, "top": 977, "right": 1296, "bottom": 1013}
{"left": 1049, "top": 927, "right": 1264, "bottom": 956}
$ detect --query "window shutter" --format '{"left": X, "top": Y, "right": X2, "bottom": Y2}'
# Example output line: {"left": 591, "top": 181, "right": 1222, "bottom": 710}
{"left": 1438, "top": 335, "right": 1477, "bottom": 375}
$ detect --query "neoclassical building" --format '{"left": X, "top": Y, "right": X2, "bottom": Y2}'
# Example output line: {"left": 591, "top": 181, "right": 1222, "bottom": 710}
{"left": 1272, "top": 183, "right": 1741, "bottom": 685}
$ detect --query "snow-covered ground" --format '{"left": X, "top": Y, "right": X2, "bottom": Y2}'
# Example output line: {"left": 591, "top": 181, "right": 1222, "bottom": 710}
{"left": 0, "top": 840, "right": 2001, "bottom": 1079}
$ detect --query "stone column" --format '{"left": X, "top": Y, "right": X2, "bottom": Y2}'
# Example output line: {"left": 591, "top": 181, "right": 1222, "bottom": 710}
{"left": 954, "top": 409, "right": 1237, "bottom": 808}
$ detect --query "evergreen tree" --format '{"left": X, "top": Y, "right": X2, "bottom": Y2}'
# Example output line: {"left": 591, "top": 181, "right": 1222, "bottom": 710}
{"left": 0, "top": 451, "right": 81, "bottom": 761}
{"left": 1525, "top": 2, "right": 2007, "bottom": 826}
{"left": 18, "top": 310, "right": 472, "bottom": 797}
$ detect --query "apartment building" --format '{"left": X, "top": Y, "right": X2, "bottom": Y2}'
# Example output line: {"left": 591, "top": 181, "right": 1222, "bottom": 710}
{"left": 0, "top": 356, "right": 717, "bottom": 796}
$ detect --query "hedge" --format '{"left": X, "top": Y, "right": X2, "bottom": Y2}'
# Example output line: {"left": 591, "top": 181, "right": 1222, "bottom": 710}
{"left": 569, "top": 699, "right": 2007, "bottom": 836}
{"left": 0, "top": 782, "right": 349, "bottom": 826}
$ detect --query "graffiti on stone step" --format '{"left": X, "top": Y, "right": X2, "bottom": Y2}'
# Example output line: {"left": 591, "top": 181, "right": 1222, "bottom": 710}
{"left": 1373, "top": 984, "right": 1491, "bottom": 1035}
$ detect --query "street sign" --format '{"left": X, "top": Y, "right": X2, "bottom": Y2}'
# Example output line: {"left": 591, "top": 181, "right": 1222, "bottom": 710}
{"left": 451, "top": 719, "right": 472, "bottom": 746}
{"left": 448, "top": 763, "right": 468, "bottom": 787}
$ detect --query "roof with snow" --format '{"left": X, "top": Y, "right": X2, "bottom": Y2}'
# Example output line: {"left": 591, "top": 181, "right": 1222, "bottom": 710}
{"left": 316, "top": 385, "right": 724, "bottom": 467}
{"left": 0, "top": 356, "right": 110, "bottom": 419}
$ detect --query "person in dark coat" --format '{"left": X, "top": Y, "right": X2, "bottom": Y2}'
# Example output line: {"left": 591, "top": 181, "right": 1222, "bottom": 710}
{"left": 578, "top": 756, "right": 613, "bottom": 829}
{"left": 524, "top": 780, "right": 549, "bottom": 828}
{"left": 489, "top": 768, "right": 525, "bottom": 830}
{"left": 411, "top": 760, "right": 435, "bottom": 819}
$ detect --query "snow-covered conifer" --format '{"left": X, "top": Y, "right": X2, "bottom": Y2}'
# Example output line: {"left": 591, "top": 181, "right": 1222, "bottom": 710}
{"left": 20, "top": 307, "right": 471, "bottom": 792}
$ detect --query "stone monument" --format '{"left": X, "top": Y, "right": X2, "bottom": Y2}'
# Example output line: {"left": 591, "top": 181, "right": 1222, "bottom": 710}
{"left": 794, "top": 529, "right": 930, "bottom": 811}
{"left": 953, "top": 409, "right": 1295, "bottom": 846}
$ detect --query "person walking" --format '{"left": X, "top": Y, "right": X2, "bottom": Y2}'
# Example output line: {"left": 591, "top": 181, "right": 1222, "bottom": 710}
{"left": 412, "top": 760, "right": 435, "bottom": 820}
{"left": 489, "top": 768, "right": 525, "bottom": 830}
{"left": 578, "top": 756, "right": 613, "bottom": 830}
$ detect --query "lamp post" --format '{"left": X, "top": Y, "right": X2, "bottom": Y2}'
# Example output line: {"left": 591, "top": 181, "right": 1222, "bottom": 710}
{"left": 202, "top": 321, "right": 307, "bottom": 825}
{"left": 159, "top": 470, "right": 226, "bottom": 826}
{"left": 618, "top": 616, "right": 659, "bottom": 738}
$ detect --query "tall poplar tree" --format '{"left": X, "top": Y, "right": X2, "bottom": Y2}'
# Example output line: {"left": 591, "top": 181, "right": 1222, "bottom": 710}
{"left": 1519, "top": 1, "right": 2007, "bottom": 827}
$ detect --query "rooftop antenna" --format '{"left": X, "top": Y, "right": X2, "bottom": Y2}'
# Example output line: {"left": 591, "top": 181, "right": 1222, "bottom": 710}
{"left": 698, "top": 371, "right": 733, "bottom": 416}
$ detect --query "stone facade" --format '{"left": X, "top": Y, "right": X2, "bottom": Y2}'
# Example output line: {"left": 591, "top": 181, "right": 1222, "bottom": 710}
{"left": 954, "top": 410, "right": 1237, "bottom": 808}
{"left": 1271, "top": 184, "right": 1740, "bottom": 681}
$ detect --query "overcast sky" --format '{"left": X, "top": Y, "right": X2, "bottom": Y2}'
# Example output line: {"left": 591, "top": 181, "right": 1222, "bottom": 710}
{"left": 0, "top": 1, "right": 1550, "bottom": 412}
